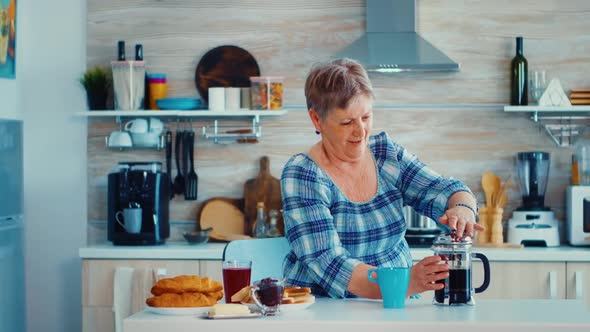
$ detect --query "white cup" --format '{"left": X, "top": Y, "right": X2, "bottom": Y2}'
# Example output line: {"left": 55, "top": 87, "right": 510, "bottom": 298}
{"left": 124, "top": 118, "right": 149, "bottom": 134}
{"left": 225, "top": 87, "right": 241, "bottom": 111}
{"left": 107, "top": 131, "right": 133, "bottom": 148}
{"left": 208, "top": 87, "right": 225, "bottom": 111}
{"left": 148, "top": 117, "right": 164, "bottom": 134}
{"left": 115, "top": 208, "right": 142, "bottom": 234}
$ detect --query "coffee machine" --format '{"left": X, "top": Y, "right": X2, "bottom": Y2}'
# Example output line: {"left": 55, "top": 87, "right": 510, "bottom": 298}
{"left": 507, "top": 151, "right": 560, "bottom": 247}
{"left": 108, "top": 162, "right": 170, "bottom": 245}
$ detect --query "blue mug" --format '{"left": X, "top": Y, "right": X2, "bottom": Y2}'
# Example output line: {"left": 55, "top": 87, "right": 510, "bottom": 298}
{"left": 367, "top": 267, "right": 410, "bottom": 309}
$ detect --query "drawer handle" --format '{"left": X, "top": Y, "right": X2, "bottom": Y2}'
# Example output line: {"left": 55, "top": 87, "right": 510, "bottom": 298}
{"left": 575, "top": 271, "right": 584, "bottom": 299}
{"left": 549, "top": 271, "right": 557, "bottom": 299}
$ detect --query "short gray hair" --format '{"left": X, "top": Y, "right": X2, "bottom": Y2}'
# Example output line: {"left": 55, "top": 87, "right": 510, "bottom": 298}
{"left": 304, "top": 58, "right": 374, "bottom": 119}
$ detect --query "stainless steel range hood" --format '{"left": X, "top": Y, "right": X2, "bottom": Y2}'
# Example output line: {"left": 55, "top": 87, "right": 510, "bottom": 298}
{"left": 337, "top": 0, "right": 460, "bottom": 73}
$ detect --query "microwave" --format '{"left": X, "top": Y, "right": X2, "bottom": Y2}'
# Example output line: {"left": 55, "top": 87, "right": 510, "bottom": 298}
{"left": 566, "top": 186, "right": 590, "bottom": 246}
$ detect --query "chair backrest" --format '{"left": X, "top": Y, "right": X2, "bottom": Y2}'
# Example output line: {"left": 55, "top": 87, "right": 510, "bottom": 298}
{"left": 222, "top": 237, "right": 291, "bottom": 282}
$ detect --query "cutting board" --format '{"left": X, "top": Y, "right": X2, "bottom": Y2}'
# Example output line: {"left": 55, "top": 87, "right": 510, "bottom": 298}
{"left": 243, "top": 156, "right": 283, "bottom": 236}
{"left": 198, "top": 197, "right": 248, "bottom": 239}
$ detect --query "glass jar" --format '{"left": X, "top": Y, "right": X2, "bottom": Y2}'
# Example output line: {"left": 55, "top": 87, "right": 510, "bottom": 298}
{"left": 431, "top": 232, "right": 491, "bottom": 305}
{"left": 574, "top": 130, "right": 590, "bottom": 185}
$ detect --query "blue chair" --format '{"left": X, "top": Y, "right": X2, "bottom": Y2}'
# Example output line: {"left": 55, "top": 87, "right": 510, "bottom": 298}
{"left": 222, "top": 237, "right": 291, "bottom": 282}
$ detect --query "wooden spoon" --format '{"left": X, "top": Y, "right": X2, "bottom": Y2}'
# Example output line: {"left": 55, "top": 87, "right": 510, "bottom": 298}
{"left": 497, "top": 191, "right": 508, "bottom": 208}
{"left": 491, "top": 174, "right": 501, "bottom": 207}
{"left": 481, "top": 172, "right": 497, "bottom": 208}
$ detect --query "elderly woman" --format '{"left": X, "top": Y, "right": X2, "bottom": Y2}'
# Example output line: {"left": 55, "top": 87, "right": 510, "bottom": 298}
{"left": 280, "top": 58, "right": 483, "bottom": 299}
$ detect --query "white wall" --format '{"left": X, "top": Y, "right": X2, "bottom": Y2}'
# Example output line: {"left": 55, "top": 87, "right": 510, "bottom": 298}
{"left": 18, "top": 1, "right": 87, "bottom": 332}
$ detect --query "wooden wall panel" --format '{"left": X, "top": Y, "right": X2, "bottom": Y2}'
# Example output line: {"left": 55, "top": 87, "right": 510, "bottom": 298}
{"left": 86, "top": 0, "right": 587, "bottom": 243}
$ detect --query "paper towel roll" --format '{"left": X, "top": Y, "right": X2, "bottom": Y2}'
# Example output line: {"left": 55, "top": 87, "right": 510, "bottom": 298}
{"left": 208, "top": 87, "right": 225, "bottom": 111}
{"left": 225, "top": 87, "right": 241, "bottom": 111}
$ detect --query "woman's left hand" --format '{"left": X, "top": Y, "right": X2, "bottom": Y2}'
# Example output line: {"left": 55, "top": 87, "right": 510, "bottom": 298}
{"left": 438, "top": 205, "right": 484, "bottom": 238}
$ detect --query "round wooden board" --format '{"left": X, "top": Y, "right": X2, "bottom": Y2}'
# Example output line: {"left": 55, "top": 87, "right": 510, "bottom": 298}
{"left": 194, "top": 45, "right": 260, "bottom": 103}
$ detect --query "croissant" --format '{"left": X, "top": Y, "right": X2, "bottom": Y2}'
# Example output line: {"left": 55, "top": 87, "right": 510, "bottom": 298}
{"left": 146, "top": 291, "right": 224, "bottom": 308}
{"left": 151, "top": 275, "right": 223, "bottom": 296}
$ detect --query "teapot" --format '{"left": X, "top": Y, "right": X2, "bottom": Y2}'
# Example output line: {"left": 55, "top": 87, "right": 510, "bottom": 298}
{"left": 431, "top": 231, "right": 490, "bottom": 305}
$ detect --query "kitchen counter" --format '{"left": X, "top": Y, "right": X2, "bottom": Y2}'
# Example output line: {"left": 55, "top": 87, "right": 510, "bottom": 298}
{"left": 123, "top": 298, "right": 590, "bottom": 332}
{"left": 79, "top": 242, "right": 590, "bottom": 262}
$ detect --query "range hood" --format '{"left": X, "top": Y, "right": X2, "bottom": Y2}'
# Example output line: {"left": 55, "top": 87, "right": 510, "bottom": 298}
{"left": 337, "top": 0, "right": 460, "bottom": 73}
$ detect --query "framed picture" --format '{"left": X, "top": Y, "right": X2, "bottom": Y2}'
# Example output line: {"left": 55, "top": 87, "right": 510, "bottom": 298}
{"left": 0, "top": 0, "right": 16, "bottom": 79}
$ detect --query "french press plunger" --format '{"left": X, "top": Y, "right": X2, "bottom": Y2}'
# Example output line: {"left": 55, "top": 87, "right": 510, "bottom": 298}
{"left": 431, "top": 232, "right": 491, "bottom": 305}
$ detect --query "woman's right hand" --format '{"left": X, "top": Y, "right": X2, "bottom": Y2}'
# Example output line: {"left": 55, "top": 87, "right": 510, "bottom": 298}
{"left": 406, "top": 255, "right": 449, "bottom": 297}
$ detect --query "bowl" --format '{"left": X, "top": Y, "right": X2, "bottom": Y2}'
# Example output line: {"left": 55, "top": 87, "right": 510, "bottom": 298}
{"left": 183, "top": 230, "right": 210, "bottom": 245}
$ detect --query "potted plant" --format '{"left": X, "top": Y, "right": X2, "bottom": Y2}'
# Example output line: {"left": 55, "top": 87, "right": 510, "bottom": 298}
{"left": 80, "top": 66, "right": 111, "bottom": 110}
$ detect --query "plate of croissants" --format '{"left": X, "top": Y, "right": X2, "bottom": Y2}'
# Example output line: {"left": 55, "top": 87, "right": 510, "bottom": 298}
{"left": 145, "top": 275, "right": 224, "bottom": 316}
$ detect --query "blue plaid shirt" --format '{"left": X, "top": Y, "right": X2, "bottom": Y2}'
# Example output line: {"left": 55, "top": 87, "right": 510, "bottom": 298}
{"left": 280, "top": 132, "right": 471, "bottom": 298}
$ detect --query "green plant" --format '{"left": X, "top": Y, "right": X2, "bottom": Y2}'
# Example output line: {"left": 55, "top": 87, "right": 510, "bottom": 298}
{"left": 80, "top": 66, "right": 111, "bottom": 93}
{"left": 80, "top": 66, "right": 112, "bottom": 110}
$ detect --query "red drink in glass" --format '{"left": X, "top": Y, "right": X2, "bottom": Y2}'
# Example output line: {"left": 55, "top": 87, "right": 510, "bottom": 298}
{"left": 222, "top": 261, "right": 252, "bottom": 303}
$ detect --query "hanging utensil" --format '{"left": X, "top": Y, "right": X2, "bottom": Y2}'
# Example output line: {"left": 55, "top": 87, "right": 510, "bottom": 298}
{"left": 165, "top": 130, "right": 174, "bottom": 199}
{"left": 173, "top": 129, "right": 184, "bottom": 195}
{"left": 185, "top": 130, "right": 199, "bottom": 200}
{"left": 182, "top": 130, "right": 191, "bottom": 200}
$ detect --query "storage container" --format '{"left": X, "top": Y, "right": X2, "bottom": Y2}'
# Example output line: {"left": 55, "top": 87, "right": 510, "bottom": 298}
{"left": 250, "top": 76, "right": 284, "bottom": 110}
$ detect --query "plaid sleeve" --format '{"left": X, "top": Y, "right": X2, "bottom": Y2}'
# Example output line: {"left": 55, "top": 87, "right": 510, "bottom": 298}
{"left": 376, "top": 132, "right": 473, "bottom": 221}
{"left": 281, "top": 155, "right": 361, "bottom": 298}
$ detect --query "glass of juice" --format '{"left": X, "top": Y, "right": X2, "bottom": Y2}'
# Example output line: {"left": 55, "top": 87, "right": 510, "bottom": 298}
{"left": 222, "top": 260, "right": 252, "bottom": 303}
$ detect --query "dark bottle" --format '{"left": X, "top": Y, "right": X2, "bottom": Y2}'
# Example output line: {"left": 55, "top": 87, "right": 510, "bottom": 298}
{"left": 117, "top": 40, "right": 126, "bottom": 61}
{"left": 510, "top": 36, "right": 528, "bottom": 105}
{"left": 135, "top": 44, "right": 150, "bottom": 109}
{"left": 135, "top": 44, "right": 143, "bottom": 61}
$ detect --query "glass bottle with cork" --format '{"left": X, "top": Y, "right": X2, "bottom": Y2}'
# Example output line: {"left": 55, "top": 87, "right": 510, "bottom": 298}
{"left": 254, "top": 201, "right": 268, "bottom": 238}
{"left": 265, "top": 209, "right": 281, "bottom": 238}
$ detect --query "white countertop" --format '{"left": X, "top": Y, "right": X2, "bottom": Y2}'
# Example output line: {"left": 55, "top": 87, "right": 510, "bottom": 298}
{"left": 123, "top": 298, "right": 590, "bottom": 332}
{"left": 80, "top": 242, "right": 590, "bottom": 262}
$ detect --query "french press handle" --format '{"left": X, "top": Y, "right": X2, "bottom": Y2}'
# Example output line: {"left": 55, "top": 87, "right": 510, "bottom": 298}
{"left": 473, "top": 252, "right": 491, "bottom": 293}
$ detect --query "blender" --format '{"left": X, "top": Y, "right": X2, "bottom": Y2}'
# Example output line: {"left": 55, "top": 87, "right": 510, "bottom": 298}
{"left": 507, "top": 151, "right": 560, "bottom": 246}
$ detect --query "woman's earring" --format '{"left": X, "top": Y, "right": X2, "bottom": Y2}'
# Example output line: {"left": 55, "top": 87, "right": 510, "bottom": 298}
{"left": 315, "top": 130, "right": 320, "bottom": 135}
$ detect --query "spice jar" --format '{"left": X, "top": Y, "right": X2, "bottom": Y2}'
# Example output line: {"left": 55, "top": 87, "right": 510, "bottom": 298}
{"left": 250, "top": 76, "right": 284, "bottom": 110}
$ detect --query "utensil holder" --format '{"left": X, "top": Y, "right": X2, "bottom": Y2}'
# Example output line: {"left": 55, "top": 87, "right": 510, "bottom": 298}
{"left": 476, "top": 207, "right": 489, "bottom": 244}
{"left": 489, "top": 207, "right": 504, "bottom": 244}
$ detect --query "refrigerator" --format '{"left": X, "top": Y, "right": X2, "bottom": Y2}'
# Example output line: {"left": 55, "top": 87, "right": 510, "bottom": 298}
{"left": 0, "top": 119, "right": 25, "bottom": 332}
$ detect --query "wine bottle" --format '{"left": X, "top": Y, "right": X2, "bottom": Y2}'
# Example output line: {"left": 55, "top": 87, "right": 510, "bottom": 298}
{"left": 510, "top": 36, "right": 528, "bottom": 105}
{"left": 134, "top": 44, "right": 143, "bottom": 61}
{"left": 117, "top": 40, "right": 126, "bottom": 61}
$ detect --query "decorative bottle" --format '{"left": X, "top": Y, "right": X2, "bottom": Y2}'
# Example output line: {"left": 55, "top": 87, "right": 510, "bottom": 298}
{"left": 510, "top": 36, "right": 528, "bottom": 105}
{"left": 254, "top": 202, "right": 268, "bottom": 238}
{"left": 117, "top": 40, "right": 126, "bottom": 61}
{"left": 265, "top": 209, "right": 281, "bottom": 238}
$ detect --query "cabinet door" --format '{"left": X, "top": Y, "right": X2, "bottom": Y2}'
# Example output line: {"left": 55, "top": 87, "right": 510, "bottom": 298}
{"left": 472, "top": 261, "right": 566, "bottom": 299}
{"left": 566, "top": 262, "right": 590, "bottom": 306}
{"left": 82, "top": 259, "right": 201, "bottom": 307}
{"left": 199, "top": 260, "right": 223, "bottom": 283}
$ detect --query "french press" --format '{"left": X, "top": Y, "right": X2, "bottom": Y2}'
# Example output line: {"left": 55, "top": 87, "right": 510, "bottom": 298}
{"left": 431, "top": 232, "right": 491, "bottom": 305}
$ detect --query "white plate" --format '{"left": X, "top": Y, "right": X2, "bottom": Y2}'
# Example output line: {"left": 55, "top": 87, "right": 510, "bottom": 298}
{"left": 205, "top": 312, "right": 262, "bottom": 319}
{"left": 241, "top": 300, "right": 315, "bottom": 313}
{"left": 146, "top": 305, "right": 212, "bottom": 316}
{"left": 280, "top": 300, "right": 315, "bottom": 312}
